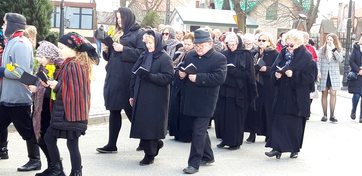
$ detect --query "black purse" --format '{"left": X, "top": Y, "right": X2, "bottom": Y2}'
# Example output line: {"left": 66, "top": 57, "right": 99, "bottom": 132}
{"left": 347, "top": 71, "right": 358, "bottom": 81}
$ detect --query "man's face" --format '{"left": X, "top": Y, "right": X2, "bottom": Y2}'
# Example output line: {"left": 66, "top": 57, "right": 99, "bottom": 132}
{"left": 194, "top": 42, "right": 212, "bottom": 56}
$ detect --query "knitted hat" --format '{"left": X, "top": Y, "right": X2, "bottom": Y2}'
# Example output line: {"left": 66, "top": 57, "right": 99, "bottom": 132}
{"left": 193, "top": 28, "right": 213, "bottom": 44}
{"left": 4, "top": 13, "right": 26, "bottom": 38}
{"left": 36, "top": 41, "right": 62, "bottom": 65}
{"left": 59, "top": 32, "right": 99, "bottom": 64}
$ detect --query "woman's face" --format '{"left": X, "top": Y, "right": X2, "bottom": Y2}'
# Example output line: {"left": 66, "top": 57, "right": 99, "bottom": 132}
{"left": 116, "top": 12, "right": 122, "bottom": 28}
{"left": 327, "top": 36, "right": 334, "bottom": 46}
{"left": 183, "top": 38, "right": 194, "bottom": 52}
{"left": 227, "top": 41, "right": 238, "bottom": 52}
{"left": 285, "top": 39, "right": 296, "bottom": 53}
{"left": 144, "top": 37, "right": 155, "bottom": 53}
{"left": 37, "top": 56, "right": 50, "bottom": 67}
{"left": 257, "top": 35, "right": 270, "bottom": 49}
{"left": 244, "top": 40, "right": 254, "bottom": 50}
{"left": 58, "top": 42, "right": 76, "bottom": 59}
{"left": 176, "top": 31, "right": 183, "bottom": 41}
{"left": 162, "top": 29, "right": 170, "bottom": 41}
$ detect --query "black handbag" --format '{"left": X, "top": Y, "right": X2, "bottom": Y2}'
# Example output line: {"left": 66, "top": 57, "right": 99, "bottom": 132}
{"left": 347, "top": 71, "right": 358, "bottom": 81}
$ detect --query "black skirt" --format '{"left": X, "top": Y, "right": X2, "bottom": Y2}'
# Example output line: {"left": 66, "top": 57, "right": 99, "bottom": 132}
{"left": 46, "top": 127, "right": 84, "bottom": 140}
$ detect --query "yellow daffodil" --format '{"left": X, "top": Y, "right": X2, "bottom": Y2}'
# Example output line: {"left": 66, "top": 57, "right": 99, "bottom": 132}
{"left": 45, "top": 64, "right": 56, "bottom": 79}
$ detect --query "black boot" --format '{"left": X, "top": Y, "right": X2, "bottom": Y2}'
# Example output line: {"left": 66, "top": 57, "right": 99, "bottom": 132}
{"left": 0, "top": 141, "right": 9, "bottom": 160}
{"left": 18, "top": 141, "right": 41, "bottom": 171}
{"left": 139, "top": 155, "right": 154, "bottom": 166}
{"left": 46, "top": 161, "right": 66, "bottom": 176}
{"left": 246, "top": 133, "right": 256, "bottom": 143}
{"left": 69, "top": 167, "right": 82, "bottom": 176}
{"left": 35, "top": 162, "right": 51, "bottom": 176}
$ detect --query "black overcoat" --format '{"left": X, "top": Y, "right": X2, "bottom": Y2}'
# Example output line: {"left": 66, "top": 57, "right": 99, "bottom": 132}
{"left": 348, "top": 42, "right": 362, "bottom": 94}
{"left": 178, "top": 48, "right": 227, "bottom": 117}
{"left": 130, "top": 31, "right": 174, "bottom": 140}
{"left": 245, "top": 48, "right": 278, "bottom": 136}
{"left": 102, "top": 10, "right": 145, "bottom": 110}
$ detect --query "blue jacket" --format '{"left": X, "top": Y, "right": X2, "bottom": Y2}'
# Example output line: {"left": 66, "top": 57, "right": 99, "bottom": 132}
{"left": 0, "top": 35, "right": 34, "bottom": 106}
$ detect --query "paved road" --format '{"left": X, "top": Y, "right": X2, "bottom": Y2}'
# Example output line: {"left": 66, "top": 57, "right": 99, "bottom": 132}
{"left": 1, "top": 90, "right": 361, "bottom": 176}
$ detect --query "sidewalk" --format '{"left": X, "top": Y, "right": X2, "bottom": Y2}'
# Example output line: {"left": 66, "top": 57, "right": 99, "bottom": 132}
{"left": 1, "top": 93, "right": 362, "bottom": 176}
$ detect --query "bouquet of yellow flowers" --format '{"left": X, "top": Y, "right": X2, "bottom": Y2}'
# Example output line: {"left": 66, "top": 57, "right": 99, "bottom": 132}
{"left": 45, "top": 64, "right": 57, "bottom": 100}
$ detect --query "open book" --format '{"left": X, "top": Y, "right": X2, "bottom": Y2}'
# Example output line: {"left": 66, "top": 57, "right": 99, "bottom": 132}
{"left": 226, "top": 63, "right": 236, "bottom": 67}
{"left": 180, "top": 63, "right": 197, "bottom": 74}
{"left": 132, "top": 66, "right": 149, "bottom": 76}
{"left": 276, "top": 65, "right": 289, "bottom": 74}
{"left": 36, "top": 71, "right": 49, "bottom": 83}
{"left": 19, "top": 72, "right": 38, "bottom": 85}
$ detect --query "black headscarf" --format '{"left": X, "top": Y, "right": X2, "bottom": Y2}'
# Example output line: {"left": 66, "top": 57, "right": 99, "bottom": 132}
{"left": 117, "top": 7, "right": 136, "bottom": 35}
{"left": 132, "top": 30, "right": 164, "bottom": 72}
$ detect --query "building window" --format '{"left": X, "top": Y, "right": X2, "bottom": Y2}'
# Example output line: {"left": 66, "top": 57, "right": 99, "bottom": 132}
{"left": 51, "top": 7, "right": 93, "bottom": 29}
{"left": 266, "top": 3, "right": 278, "bottom": 20}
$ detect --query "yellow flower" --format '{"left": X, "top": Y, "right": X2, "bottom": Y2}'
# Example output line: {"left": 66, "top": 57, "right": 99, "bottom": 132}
{"left": 6, "top": 63, "right": 15, "bottom": 72}
{"left": 45, "top": 64, "right": 56, "bottom": 79}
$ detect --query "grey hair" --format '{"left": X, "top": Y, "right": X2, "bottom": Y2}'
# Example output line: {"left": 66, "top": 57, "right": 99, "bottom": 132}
{"left": 224, "top": 32, "right": 238, "bottom": 44}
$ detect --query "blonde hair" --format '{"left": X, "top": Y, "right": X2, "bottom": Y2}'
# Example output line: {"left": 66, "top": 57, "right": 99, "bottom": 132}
{"left": 283, "top": 29, "right": 304, "bottom": 48}
{"left": 74, "top": 52, "right": 96, "bottom": 79}
{"left": 24, "top": 25, "right": 37, "bottom": 49}
{"left": 143, "top": 33, "right": 155, "bottom": 43}
{"left": 258, "top": 32, "right": 276, "bottom": 49}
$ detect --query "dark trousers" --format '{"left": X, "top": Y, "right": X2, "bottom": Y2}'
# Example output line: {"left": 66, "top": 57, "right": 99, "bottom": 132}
{"left": 107, "top": 107, "right": 132, "bottom": 147}
{"left": 0, "top": 105, "right": 40, "bottom": 159}
{"left": 0, "top": 128, "right": 8, "bottom": 144}
{"left": 188, "top": 116, "right": 214, "bottom": 169}
{"left": 140, "top": 139, "right": 159, "bottom": 156}
{"left": 44, "top": 133, "right": 81, "bottom": 170}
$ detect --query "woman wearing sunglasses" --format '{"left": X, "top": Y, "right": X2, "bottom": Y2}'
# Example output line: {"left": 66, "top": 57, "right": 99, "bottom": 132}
{"left": 245, "top": 32, "right": 279, "bottom": 144}
{"left": 317, "top": 33, "right": 343, "bottom": 123}
{"left": 265, "top": 29, "right": 317, "bottom": 159}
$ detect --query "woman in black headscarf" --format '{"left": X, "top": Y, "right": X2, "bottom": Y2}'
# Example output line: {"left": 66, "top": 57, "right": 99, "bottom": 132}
{"left": 97, "top": 7, "right": 145, "bottom": 153}
{"left": 214, "top": 32, "right": 257, "bottom": 150}
{"left": 129, "top": 30, "right": 174, "bottom": 165}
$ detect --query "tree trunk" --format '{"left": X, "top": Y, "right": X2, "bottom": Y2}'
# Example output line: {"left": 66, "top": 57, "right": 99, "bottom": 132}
{"left": 222, "top": 0, "right": 231, "bottom": 10}
{"left": 306, "top": 0, "right": 321, "bottom": 32}
{"left": 234, "top": 1, "right": 245, "bottom": 33}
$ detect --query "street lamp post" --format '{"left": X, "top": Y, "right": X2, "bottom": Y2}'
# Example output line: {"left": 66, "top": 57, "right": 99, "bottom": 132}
{"left": 59, "top": 0, "right": 65, "bottom": 38}
{"left": 342, "top": 0, "right": 353, "bottom": 88}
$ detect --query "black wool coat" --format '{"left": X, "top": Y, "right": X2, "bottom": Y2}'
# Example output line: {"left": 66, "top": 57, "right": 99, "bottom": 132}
{"left": 129, "top": 30, "right": 174, "bottom": 140}
{"left": 103, "top": 24, "right": 145, "bottom": 110}
{"left": 271, "top": 46, "right": 317, "bottom": 118}
{"left": 178, "top": 48, "right": 227, "bottom": 117}
{"left": 348, "top": 42, "right": 362, "bottom": 94}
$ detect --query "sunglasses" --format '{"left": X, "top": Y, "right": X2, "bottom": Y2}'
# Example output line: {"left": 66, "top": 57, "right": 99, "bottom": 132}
{"left": 258, "top": 39, "right": 267, "bottom": 42}
{"left": 285, "top": 44, "right": 294, "bottom": 48}
{"left": 162, "top": 33, "right": 169, "bottom": 36}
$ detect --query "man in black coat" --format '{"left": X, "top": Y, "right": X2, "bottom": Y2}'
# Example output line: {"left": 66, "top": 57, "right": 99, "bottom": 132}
{"left": 178, "top": 28, "right": 227, "bottom": 174}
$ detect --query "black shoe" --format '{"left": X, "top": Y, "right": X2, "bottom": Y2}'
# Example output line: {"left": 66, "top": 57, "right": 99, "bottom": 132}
{"left": 329, "top": 116, "right": 338, "bottom": 123}
{"left": 45, "top": 161, "right": 65, "bottom": 176}
{"left": 321, "top": 115, "right": 327, "bottom": 122}
{"left": 359, "top": 118, "right": 362, "bottom": 123}
{"left": 155, "top": 140, "right": 164, "bottom": 156}
{"left": 17, "top": 159, "right": 41, "bottom": 171}
{"left": 35, "top": 168, "right": 50, "bottom": 176}
{"left": 265, "top": 150, "right": 281, "bottom": 159}
{"left": 246, "top": 133, "right": 256, "bottom": 143}
{"left": 228, "top": 145, "right": 240, "bottom": 150}
{"left": 351, "top": 113, "right": 356, "bottom": 120}
{"left": 139, "top": 155, "right": 154, "bottom": 166}
{"left": 183, "top": 166, "right": 199, "bottom": 174}
{"left": 136, "top": 145, "right": 144, "bottom": 151}
{"left": 96, "top": 145, "right": 117, "bottom": 153}
{"left": 0, "top": 142, "right": 9, "bottom": 160}
{"left": 199, "top": 159, "right": 215, "bottom": 166}
{"left": 69, "top": 166, "right": 82, "bottom": 176}
{"left": 290, "top": 152, "right": 298, "bottom": 159}
{"left": 216, "top": 141, "right": 226, "bottom": 148}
